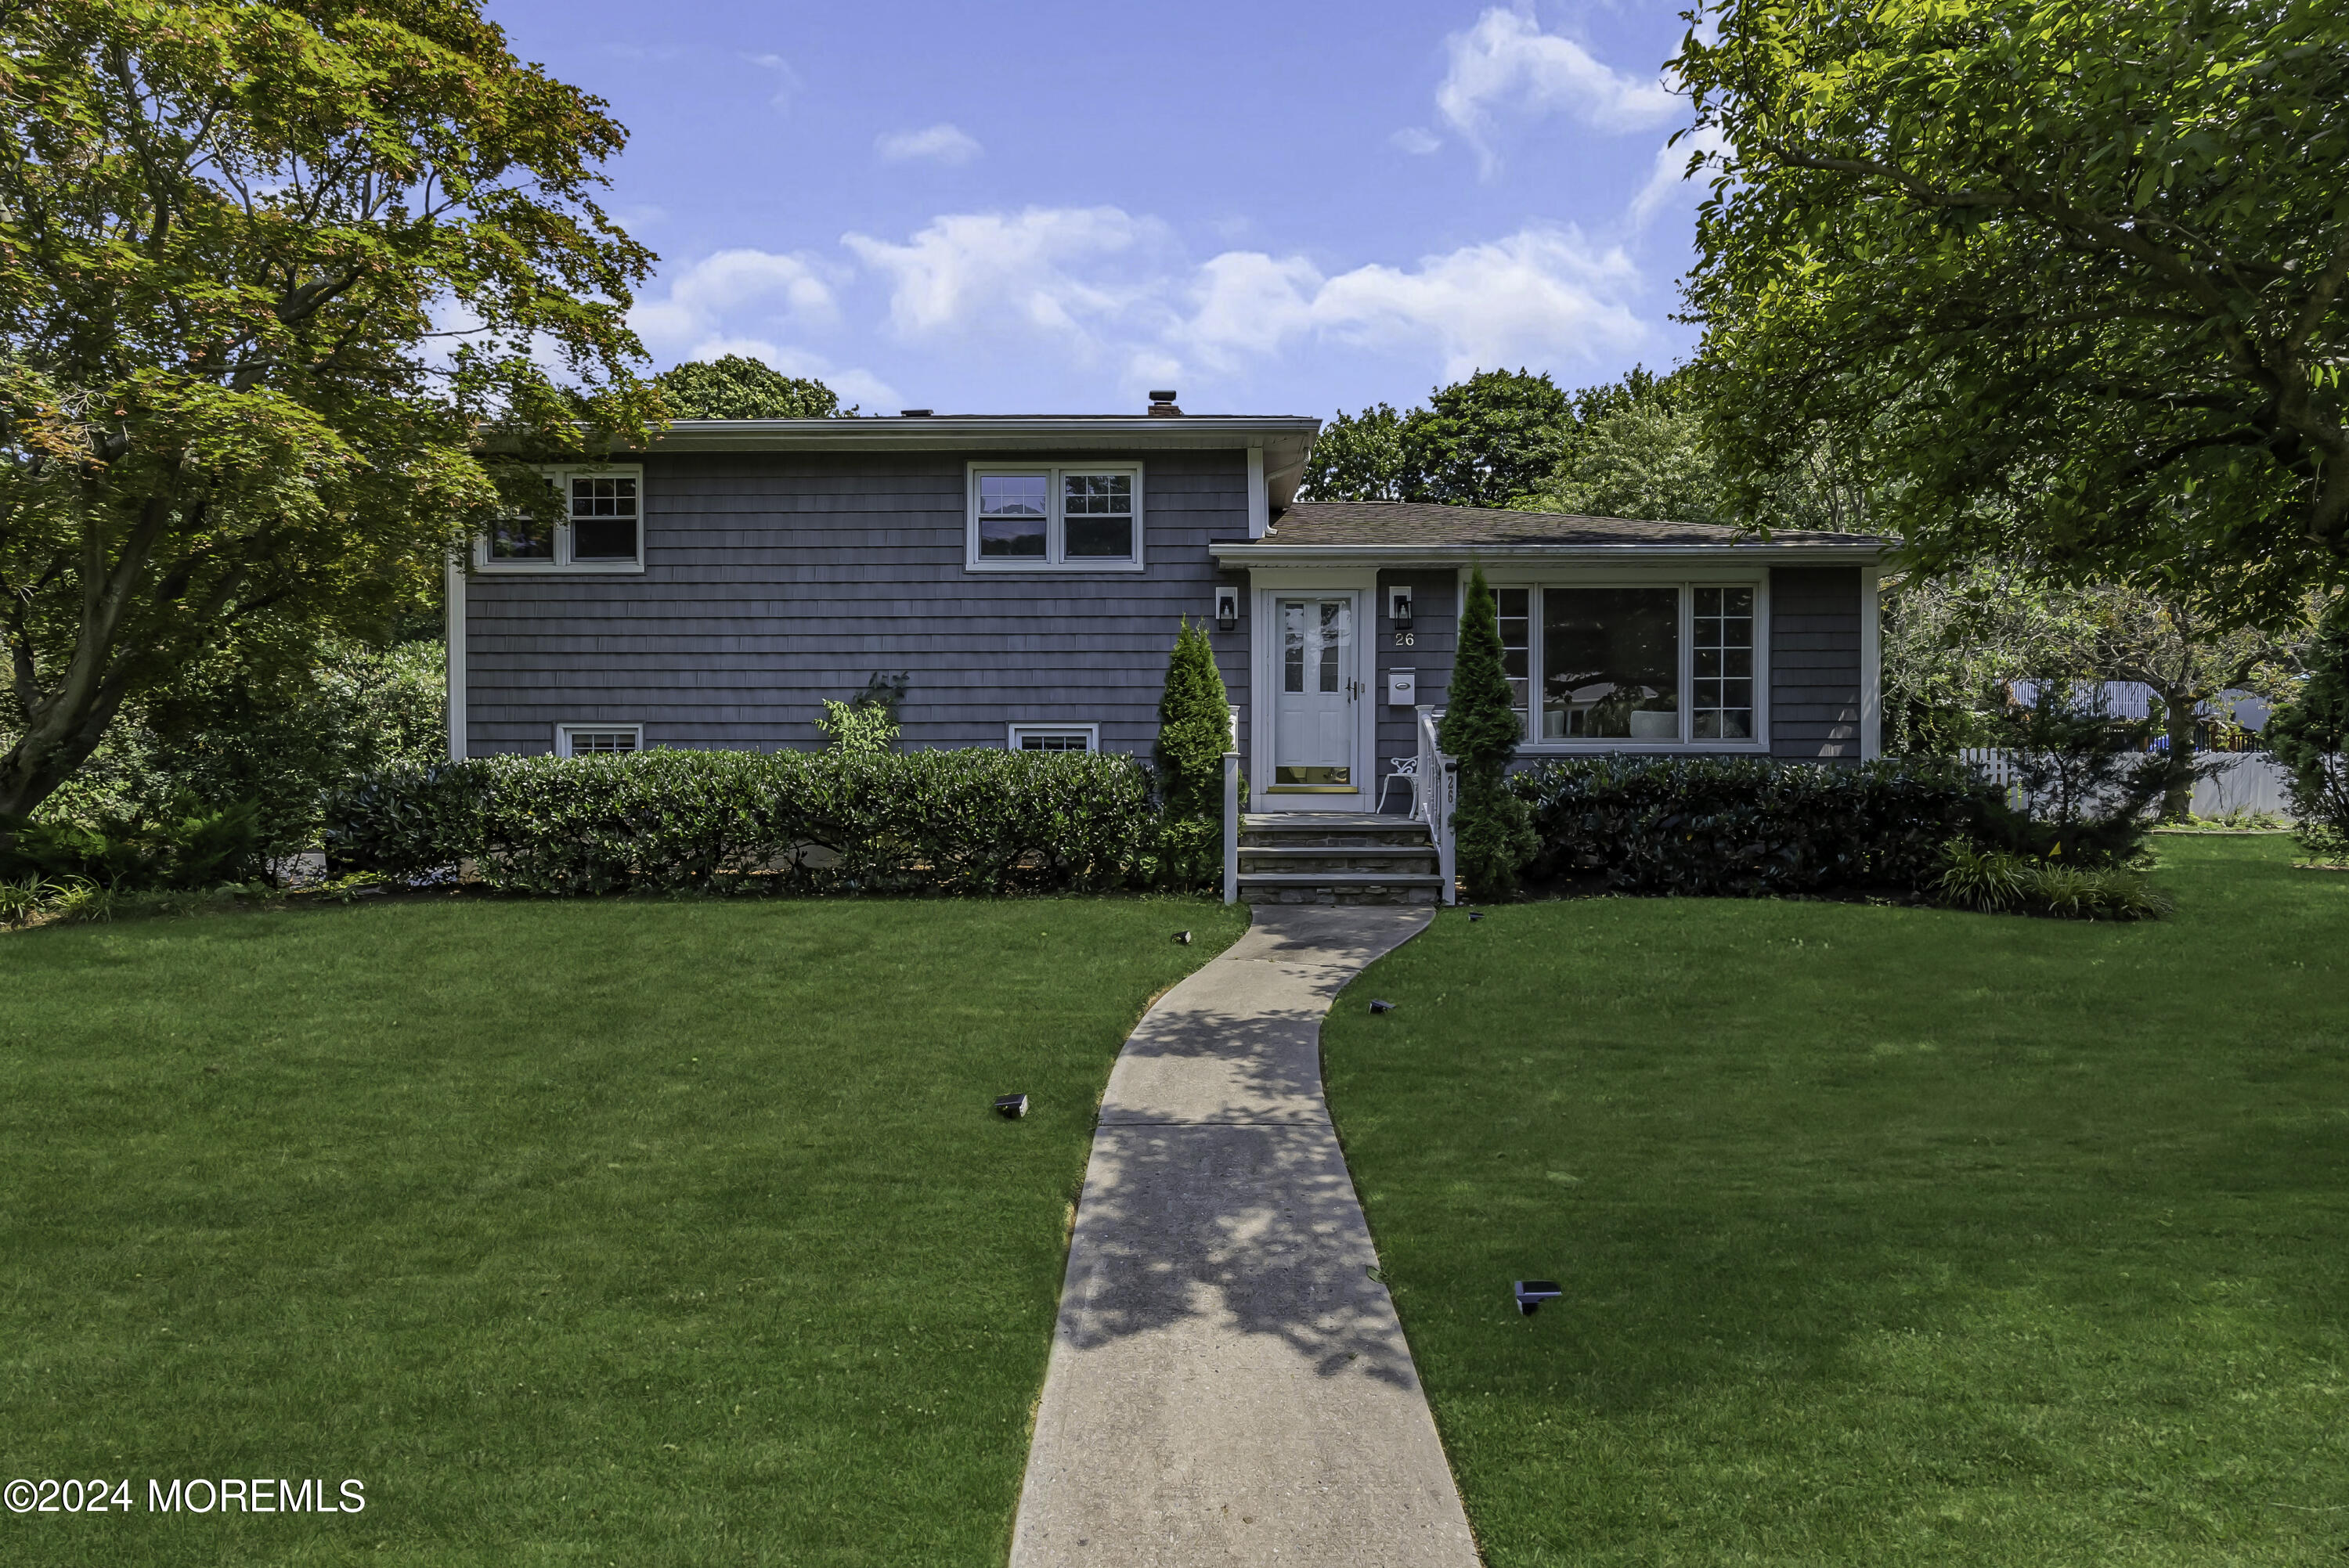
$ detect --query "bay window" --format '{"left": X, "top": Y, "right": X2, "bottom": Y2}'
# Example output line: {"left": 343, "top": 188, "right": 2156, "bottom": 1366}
{"left": 1478, "top": 580, "right": 1763, "bottom": 748}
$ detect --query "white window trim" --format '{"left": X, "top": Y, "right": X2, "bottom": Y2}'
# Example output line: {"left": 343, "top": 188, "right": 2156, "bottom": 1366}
{"left": 965, "top": 462, "right": 1146, "bottom": 572}
{"left": 474, "top": 463, "right": 648, "bottom": 575}
{"left": 554, "top": 723, "right": 644, "bottom": 758}
{"left": 1460, "top": 568, "right": 1772, "bottom": 754}
{"left": 1006, "top": 723, "right": 1102, "bottom": 753}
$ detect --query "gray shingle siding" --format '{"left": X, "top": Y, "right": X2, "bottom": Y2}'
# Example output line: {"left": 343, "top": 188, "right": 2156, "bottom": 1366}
{"left": 1768, "top": 566, "right": 1864, "bottom": 759}
{"left": 463, "top": 449, "right": 1250, "bottom": 757}
{"left": 1372, "top": 571, "right": 1456, "bottom": 809}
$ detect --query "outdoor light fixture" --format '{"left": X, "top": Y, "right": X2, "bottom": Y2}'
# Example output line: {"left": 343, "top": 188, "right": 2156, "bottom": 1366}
{"left": 1214, "top": 586, "right": 1239, "bottom": 633}
{"left": 995, "top": 1094, "right": 1030, "bottom": 1119}
{"left": 1388, "top": 586, "right": 1414, "bottom": 630}
{"left": 1369, "top": 998, "right": 1397, "bottom": 1015}
{"left": 1514, "top": 1280, "right": 1564, "bottom": 1316}
{"left": 1174, "top": 930, "right": 1193, "bottom": 945}
{"left": 1467, "top": 910, "right": 1485, "bottom": 922}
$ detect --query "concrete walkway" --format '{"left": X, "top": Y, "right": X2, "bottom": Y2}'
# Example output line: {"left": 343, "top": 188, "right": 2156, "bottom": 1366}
{"left": 1009, "top": 907, "right": 1479, "bottom": 1566}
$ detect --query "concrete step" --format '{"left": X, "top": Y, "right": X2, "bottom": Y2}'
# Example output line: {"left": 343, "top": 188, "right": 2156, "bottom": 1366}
{"left": 1238, "top": 845, "right": 1439, "bottom": 872}
{"left": 1236, "top": 872, "right": 1449, "bottom": 907}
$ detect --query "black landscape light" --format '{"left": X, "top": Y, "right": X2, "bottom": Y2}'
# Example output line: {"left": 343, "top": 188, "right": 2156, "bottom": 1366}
{"left": 1369, "top": 998, "right": 1397, "bottom": 1015}
{"left": 1467, "top": 910, "right": 1485, "bottom": 922}
{"left": 1174, "top": 929, "right": 1193, "bottom": 945}
{"left": 995, "top": 1094, "right": 1030, "bottom": 1119}
{"left": 1514, "top": 1280, "right": 1563, "bottom": 1316}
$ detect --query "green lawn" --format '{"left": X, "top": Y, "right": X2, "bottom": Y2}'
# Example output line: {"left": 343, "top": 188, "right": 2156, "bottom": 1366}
{"left": 0, "top": 894, "right": 1244, "bottom": 1566}
{"left": 1326, "top": 837, "right": 2349, "bottom": 1566}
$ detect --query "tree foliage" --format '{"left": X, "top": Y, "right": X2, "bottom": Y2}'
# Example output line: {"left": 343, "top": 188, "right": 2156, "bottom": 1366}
{"left": 0, "top": 0, "right": 658, "bottom": 828}
{"left": 1297, "top": 402, "right": 1409, "bottom": 502}
{"left": 1299, "top": 371, "right": 1571, "bottom": 507}
{"left": 653, "top": 355, "right": 850, "bottom": 420}
{"left": 1675, "top": 0, "right": 2349, "bottom": 624}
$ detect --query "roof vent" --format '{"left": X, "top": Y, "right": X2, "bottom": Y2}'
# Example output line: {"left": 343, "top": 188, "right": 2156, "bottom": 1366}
{"left": 900, "top": 408, "right": 933, "bottom": 417}
{"left": 1147, "top": 390, "right": 1182, "bottom": 417}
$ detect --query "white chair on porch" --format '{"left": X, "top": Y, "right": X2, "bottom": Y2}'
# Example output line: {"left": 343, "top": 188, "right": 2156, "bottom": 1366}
{"left": 1374, "top": 755, "right": 1420, "bottom": 816}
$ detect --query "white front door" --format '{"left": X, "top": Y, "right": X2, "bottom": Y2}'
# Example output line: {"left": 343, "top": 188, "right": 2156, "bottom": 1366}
{"left": 1270, "top": 593, "right": 1365, "bottom": 802}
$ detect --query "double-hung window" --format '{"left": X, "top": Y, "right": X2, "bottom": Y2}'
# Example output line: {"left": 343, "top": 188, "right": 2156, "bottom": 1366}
{"left": 478, "top": 465, "right": 645, "bottom": 572}
{"left": 967, "top": 464, "right": 1143, "bottom": 570}
{"left": 1479, "top": 579, "right": 1765, "bottom": 748}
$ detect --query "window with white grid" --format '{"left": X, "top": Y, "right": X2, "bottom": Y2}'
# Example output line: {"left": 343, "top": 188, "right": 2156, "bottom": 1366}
{"left": 478, "top": 466, "right": 645, "bottom": 572}
{"left": 1007, "top": 724, "right": 1100, "bottom": 753}
{"left": 556, "top": 725, "right": 643, "bottom": 758}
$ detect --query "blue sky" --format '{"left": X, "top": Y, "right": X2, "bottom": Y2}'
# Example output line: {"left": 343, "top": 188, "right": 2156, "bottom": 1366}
{"left": 490, "top": 0, "right": 1712, "bottom": 418}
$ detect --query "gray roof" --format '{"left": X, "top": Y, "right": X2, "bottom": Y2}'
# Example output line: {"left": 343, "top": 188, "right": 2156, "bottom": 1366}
{"left": 1259, "top": 500, "right": 1883, "bottom": 550}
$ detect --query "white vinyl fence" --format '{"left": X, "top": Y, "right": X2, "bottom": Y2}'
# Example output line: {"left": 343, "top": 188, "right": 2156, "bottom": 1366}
{"left": 1958, "top": 748, "right": 2296, "bottom": 819}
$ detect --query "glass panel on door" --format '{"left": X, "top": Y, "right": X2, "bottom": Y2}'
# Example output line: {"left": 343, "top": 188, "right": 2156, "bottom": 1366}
{"left": 1273, "top": 597, "right": 1355, "bottom": 788}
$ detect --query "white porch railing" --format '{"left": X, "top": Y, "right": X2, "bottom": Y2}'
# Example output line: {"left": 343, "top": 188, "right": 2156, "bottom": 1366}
{"left": 1222, "top": 751, "right": 1240, "bottom": 905}
{"left": 1414, "top": 705, "right": 1458, "bottom": 905}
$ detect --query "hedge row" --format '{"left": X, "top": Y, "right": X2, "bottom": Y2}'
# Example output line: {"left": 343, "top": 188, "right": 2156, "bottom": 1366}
{"left": 1518, "top": 755, "right": 2005, "bottom": 896}
{"left": 323, "top": 748, "right": 1171, "bottom": 896}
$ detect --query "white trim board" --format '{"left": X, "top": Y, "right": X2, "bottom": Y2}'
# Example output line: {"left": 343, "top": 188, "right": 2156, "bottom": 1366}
{"left": 444, "top": 553, "right": 467, "bottom": 762}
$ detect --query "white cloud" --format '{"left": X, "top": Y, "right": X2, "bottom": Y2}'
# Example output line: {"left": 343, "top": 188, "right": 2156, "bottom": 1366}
{"left": 1390, "top": 126, "right": 1443, "bottom": 156}
{"left": 875, "top": 123, "right": 983, "bottom": 167}
{"left": 1628, "top": 127, "right": 1725, "bottom": 231}
{"left": 836, "top": 205, "right": 1648, "bottom": 391}
{"left": 843, "top": 207, "right": 1177, "bottom": 351}
{"left": 1435, "top": 7, "right": 1679, "bottom": 175}
{"left": 680, "top": 337, "right": 901, "bottom": 413}
{"left": 1182, "top": 226, "right": 1646, "bottom": 383}
{"left": 742, "top": 52, "right": 802, "bottom": 111}
{"left": 629, "top": 248, "right": 840, "bottom": 355}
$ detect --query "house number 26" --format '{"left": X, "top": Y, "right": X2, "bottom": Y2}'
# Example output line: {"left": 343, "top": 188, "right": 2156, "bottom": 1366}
{"left": 1392, "top": 632, "right": 1415, "bottom": 647}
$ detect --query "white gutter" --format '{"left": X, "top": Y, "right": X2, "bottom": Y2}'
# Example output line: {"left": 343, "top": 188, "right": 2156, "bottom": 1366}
{"left": 1211, "top": 541, "right": 1891, "bottom": 564}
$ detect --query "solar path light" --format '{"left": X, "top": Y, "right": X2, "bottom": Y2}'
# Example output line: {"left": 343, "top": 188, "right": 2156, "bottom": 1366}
{"left": 995, "top": 1094, "right": 1030, "bottom": 1119}
{"left": 1368, "top": 998, "right": 1397, "bottom": 1015}
{"left": 1514, "top": 1280, "right": 1563, "bottom": 1315}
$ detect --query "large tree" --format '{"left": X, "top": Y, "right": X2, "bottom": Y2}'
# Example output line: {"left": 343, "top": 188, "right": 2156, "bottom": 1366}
{"left": 0, "top": 0, "right": 656, "bottom": 827}
{"left": 1675, "top": 0, "right": 2349, "bottom": 625}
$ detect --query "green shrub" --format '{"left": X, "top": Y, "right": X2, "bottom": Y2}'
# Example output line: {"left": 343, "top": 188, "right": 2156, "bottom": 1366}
{"left": 1521, "top": 755, "right": 2004, "bottom": 896}
{"left": 1441, "top": 566, "right": 1537, "bottom": 896}
{"left": 1990, "top": 683, "right": 2174, "bottom": 864}
{"left": 1936, "top": 838, "right": 2028, "bottom": 913}
{"left": 0, "top": 802, "right": 267, "bottom": 890}
{"left": 2267, "top": 607, "right": 2349, "bottom": 859}
{"left": 323, "top": 748, "right": 1160, "bottom": 896}
{"left": 1930, "top": 839, "right": 2170, "bottom": 921}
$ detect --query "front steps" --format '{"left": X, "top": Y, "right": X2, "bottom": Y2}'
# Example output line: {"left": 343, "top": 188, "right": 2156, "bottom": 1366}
{"left": 1235, "top": 813, "right": 1448, "bottom": 906}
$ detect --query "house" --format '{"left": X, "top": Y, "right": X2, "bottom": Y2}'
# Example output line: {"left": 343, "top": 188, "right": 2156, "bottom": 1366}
{"left": 447, "top": 398, "right": 1887, "bottom": 827}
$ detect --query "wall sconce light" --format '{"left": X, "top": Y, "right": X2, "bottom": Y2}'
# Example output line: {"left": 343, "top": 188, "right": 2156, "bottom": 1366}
{"left": 1214, "top": 586, "right": 1239, "bottom": 633}
{"left": 1514, "top": 1279, "right": 1563, "bottom": 1316}
{"left": 1388, "top": 586, "right": 1413, "bottom": 630}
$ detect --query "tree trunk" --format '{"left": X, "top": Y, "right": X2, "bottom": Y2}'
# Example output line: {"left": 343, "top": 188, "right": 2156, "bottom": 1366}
{"left": 2160, "top": 687, "right": 2199, "bottom": 821}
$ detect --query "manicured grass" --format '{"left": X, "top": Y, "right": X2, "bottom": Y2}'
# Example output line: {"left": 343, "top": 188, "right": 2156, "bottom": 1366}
{"left": 0, "top": 894, "right": 1243, "bottom": 1566}
{"left": 1326, "top": 838, "right": 2349, "bottom": 1566}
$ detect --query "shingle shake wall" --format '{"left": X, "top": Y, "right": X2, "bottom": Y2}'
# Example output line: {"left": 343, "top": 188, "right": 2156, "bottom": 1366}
{"left": 464, "top": 450, "right": 1250, "bottom": 757}
{"left": 1767, "top": 566, "right": 1865, "bottom": 759}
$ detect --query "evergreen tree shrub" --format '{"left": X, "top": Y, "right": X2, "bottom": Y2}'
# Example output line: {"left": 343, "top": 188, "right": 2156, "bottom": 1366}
{"left": 2268, "top": 606, "right": 2349, "bottom": 859}
{"left": 1438, "top": 565, "right": 1537, "bottom": 896}
{"left": 1153, "top": 618, "right": 1232, "bottom": 886}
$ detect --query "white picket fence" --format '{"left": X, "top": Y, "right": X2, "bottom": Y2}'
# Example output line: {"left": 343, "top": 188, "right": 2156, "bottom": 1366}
{"left": 1958, "top": 748, "right": 2296, "bottom": 819}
